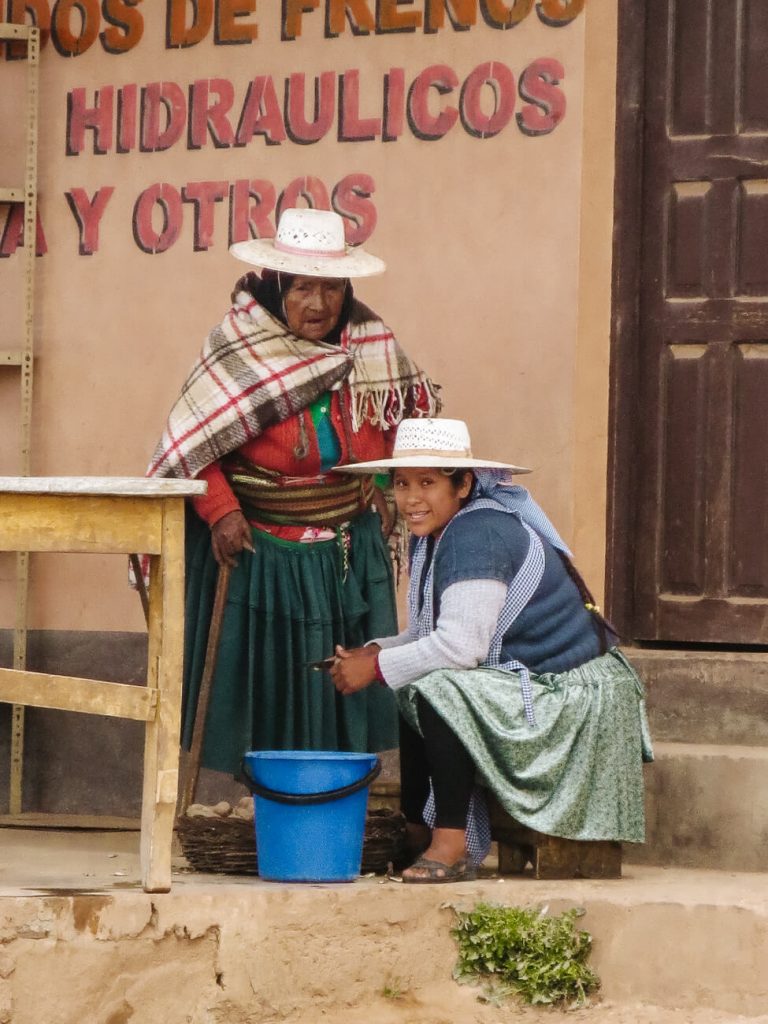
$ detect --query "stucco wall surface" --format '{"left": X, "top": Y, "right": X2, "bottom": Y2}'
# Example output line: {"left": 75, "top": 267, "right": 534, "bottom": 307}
{"left": 0, "top": 0, "right": 619, "bottom": 633}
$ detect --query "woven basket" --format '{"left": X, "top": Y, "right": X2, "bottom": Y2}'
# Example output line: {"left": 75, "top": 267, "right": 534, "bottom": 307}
{"left": 176, "top": 814, "right": 258, "bottom": 875}
{"left": 360, "top": 808, "right": 408, "bottom": 874}
{"left": 176, "top": 806, "right": 407, "bottom": 877}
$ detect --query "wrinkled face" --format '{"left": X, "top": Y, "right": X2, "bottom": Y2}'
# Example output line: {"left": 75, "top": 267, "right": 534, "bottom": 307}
{"left": 283, "top": 275, "right": 346, "bottom": 341}
{"left": 393, "top": 467, "right": 473, "bottom": 539}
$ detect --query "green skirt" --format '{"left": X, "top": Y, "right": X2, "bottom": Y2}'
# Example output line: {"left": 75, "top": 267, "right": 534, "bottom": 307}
{"left": 182, "top": 508, "right": 399, "bottom": 775}
{"left": 397, "top": 649, "right": 653, "bottom": 844}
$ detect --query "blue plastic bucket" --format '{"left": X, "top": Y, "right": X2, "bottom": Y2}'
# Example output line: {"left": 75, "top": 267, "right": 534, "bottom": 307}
{"left": 242, "top": 750, "right": 381, "bottom": 882}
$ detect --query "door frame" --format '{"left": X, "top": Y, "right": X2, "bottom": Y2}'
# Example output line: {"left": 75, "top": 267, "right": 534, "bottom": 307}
{"left": 605, "top": 0, "right": 648, "bottom": 639}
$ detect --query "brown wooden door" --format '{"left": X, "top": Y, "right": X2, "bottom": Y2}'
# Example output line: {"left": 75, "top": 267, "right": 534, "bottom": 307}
{"left": 614, "top": 0, "right": 768, "bottom": 644}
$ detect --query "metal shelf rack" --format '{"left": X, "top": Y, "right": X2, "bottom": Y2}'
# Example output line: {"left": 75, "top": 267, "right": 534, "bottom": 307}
{"left": 1, "top": 21, "right": 40, "bottom": 816}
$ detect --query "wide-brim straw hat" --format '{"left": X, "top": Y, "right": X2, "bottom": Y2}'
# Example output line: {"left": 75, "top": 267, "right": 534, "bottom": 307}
{"left": 229, "top": 207, "right": 385, "bottom": 278}
{"left": 338, "top": 419, "right": 531, "bottom": 474}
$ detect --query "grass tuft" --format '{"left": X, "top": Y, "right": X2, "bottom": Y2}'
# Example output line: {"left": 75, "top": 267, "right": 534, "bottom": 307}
{"left": 381, "top": 977, "right": 408, "bottom": 1000}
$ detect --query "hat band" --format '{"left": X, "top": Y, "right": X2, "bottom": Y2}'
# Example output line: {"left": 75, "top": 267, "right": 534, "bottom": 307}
{"left": 391, "top": 446, "right": 473, "bottom": 459}
{"left": 274, "top": 238, "right": 346, "bottom": 259}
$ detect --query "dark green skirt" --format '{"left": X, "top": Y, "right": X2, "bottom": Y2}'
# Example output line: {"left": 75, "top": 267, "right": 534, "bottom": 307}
{"left": 182, "top": 508, "right": 399, "bottom": 775}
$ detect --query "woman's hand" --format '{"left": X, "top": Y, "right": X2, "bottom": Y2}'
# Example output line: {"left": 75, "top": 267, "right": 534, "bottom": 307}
{"left": 210, "top": 510, "right": 255, "bottom": 568}
{"left": 331, "top": 643, "right": 381, "bottom": 695}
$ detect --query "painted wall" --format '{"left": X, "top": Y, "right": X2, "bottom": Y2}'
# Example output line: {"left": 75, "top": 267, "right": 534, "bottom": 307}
{"left": 0, "top": 0, "right": 616, "bottom": 635}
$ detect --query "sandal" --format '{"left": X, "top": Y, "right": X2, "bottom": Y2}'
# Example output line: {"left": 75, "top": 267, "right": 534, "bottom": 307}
{"left": 401, "top": 856, "right": 476, "bottom": 884}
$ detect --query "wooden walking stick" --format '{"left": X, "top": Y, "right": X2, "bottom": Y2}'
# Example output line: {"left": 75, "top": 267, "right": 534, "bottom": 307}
{"left": 129, "top": 553, "right": 150, "bottom": 627}
{"left": 177, "top": 563, "right": 232, "bottom": 816}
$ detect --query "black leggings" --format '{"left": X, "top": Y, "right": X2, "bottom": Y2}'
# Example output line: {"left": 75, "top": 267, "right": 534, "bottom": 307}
{"left": 399, "top": 694, "right": 475, "bottom": 830}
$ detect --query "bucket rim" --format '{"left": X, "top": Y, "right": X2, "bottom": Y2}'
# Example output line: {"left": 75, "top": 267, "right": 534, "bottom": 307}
{"left": 240, "top": 753, "right": 382, "bottom": 806}
{"left": 244, "top": 750, "right": 379, "bottom": 763}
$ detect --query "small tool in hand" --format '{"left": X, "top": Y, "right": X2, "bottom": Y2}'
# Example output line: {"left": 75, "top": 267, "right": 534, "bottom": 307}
{"left": 306, "top": 656, "right": 336, "bottom": 671}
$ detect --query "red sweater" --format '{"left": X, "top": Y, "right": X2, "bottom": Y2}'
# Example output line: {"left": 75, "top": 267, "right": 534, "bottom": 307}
{"left": 193, "top": 388, "right": 397, "bottom": 539}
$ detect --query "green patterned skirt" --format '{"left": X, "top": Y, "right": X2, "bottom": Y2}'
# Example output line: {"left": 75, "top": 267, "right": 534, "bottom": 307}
{"left": 182, "top": 508, "right": 399, "bottom": 775}
{"left": 397, "top": 649, "right": 653, "bottom": 843}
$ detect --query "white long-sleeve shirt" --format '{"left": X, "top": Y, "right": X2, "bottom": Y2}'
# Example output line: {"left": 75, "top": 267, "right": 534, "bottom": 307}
{"left": 372, "top": 578, "right": 507, "bottom": 690}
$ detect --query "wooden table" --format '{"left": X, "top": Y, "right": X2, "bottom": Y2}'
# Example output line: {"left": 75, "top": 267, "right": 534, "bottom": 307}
{"left": 0, "top": 477, "right": 205, "bottom": 892}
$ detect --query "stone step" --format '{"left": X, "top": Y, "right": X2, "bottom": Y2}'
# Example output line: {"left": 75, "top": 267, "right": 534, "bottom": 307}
{"left": 624, "top": 646, "right": 768, "bottom": 746}
{"left": 626, "top": 741, "right": 768, "bottom": 872}
{"left": 0, "top": 829, "right": 767, "bottom": 1020}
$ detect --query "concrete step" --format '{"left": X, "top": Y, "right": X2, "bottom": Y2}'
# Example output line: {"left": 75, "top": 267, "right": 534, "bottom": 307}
{"left": 0, "top": 830, "right": 766, "bottom": 1021}
{"left": 625, "top": 647, "right": 768, "bottom": 746}
{"left": 627, "top": 741, "right": 768, "bottom": 872}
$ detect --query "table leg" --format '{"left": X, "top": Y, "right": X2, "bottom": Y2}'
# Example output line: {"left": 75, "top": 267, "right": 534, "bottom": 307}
{"left": 140, "top": 500, "right": 185, "bottom": 892}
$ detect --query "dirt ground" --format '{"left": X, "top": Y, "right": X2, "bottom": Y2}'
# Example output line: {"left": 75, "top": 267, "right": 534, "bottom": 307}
{"left": 302, "top": 983, "right": 768, "bottom": 1024}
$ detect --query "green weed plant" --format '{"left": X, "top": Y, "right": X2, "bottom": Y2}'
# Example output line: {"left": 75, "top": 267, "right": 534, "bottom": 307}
{"left": 450, "top": 902, "right": 600, "bottom": 1008}
{"left": 380, "top": 977, "right": 407, "bottom": 1001}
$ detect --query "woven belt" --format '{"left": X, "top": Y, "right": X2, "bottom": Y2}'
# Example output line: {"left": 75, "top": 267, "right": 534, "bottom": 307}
{"left": 227, "top": 466, "right": 375, "bottom": 528}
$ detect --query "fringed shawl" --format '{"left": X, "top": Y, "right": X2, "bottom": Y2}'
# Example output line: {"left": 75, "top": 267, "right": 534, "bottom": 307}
{"left": 148, "top": 291, "right": 440, "bottom": 481}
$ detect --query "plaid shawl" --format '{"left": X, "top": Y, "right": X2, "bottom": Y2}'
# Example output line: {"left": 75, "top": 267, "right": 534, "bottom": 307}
{"left": 148, "top": 290, "right": 440, "bottom": 480}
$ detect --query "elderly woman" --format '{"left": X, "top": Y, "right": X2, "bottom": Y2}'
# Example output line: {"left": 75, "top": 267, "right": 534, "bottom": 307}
{"left": 331, "top": 419, "right": 652, "bottom": 883}
{"left": 146, "top": 208, "right": 440, "bottom": 776}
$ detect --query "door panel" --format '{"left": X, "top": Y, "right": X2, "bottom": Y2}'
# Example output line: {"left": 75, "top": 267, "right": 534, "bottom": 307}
{"left": 631, "top": 0, "right": 768, "bottom": 642}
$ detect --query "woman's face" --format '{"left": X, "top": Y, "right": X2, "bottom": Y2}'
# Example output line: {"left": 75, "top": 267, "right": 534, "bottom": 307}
{"left": 283, "top": 275, "right": 346, "bottom": 341}
{"left": 393, "top": 468, "right": 473, "bottom": 539}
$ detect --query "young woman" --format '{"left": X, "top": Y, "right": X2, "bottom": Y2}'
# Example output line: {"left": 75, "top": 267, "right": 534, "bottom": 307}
{"left": 331, "top": 418, "right": 653, "bottom": 883}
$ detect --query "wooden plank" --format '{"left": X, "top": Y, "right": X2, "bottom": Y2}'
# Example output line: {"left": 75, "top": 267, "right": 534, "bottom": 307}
{"left": 0, "top": 477, "right": 206, "bottom": 497}
{"left": 0, "top": 813, "right": 140, "bottom": 830}
{"left": 141, "top": 500, "right": 186, "bottom": 892}
{"left": 0, "top": 494, "right": 166, "bottom": 554}
{"left": 0, "top": 351, "right": 24, "bottom": 364}
{"left": 0, "top": 188, "right": 23, "bottom": 203}
{"left": 142, "top": 551, "right": 164, "bottom": 883}
{"left": 0, "top": 667, "right": 157, "bottom": 722}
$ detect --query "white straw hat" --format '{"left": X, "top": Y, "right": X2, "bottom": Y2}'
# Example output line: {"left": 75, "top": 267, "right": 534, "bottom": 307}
{"left": 338, "top": 419, "right": 530, "bottom": 474}
{"left": 229, "top": 208, "right": 386, "bottom": 278}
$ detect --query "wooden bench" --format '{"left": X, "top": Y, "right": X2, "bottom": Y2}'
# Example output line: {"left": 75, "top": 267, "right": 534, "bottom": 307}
{"left": 488, "top": 796, "right": 622, "bottom": 879}
{"left": 374, "top": 780, "right": 624, "bottom": 879}
{"left": 0, "top": 477, "right": 205, "bottom": 892}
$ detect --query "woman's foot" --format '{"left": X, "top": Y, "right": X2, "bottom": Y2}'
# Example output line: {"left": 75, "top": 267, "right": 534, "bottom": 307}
{"left": 404, "top": 822, "right": 431, "bottom": 860}
{"left": 402, "top": 827, "right": 470, "bottom": 883}
{"left": 401, "top": 856, "right": 475, "bottom": 883}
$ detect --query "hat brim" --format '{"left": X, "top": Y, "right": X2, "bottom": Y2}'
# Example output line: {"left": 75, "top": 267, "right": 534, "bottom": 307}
{"left": 338, "top": 457, "right": 531, "bottom": 474}
{"left": 229, "top": 238, "right": 386, "bottom": 278}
